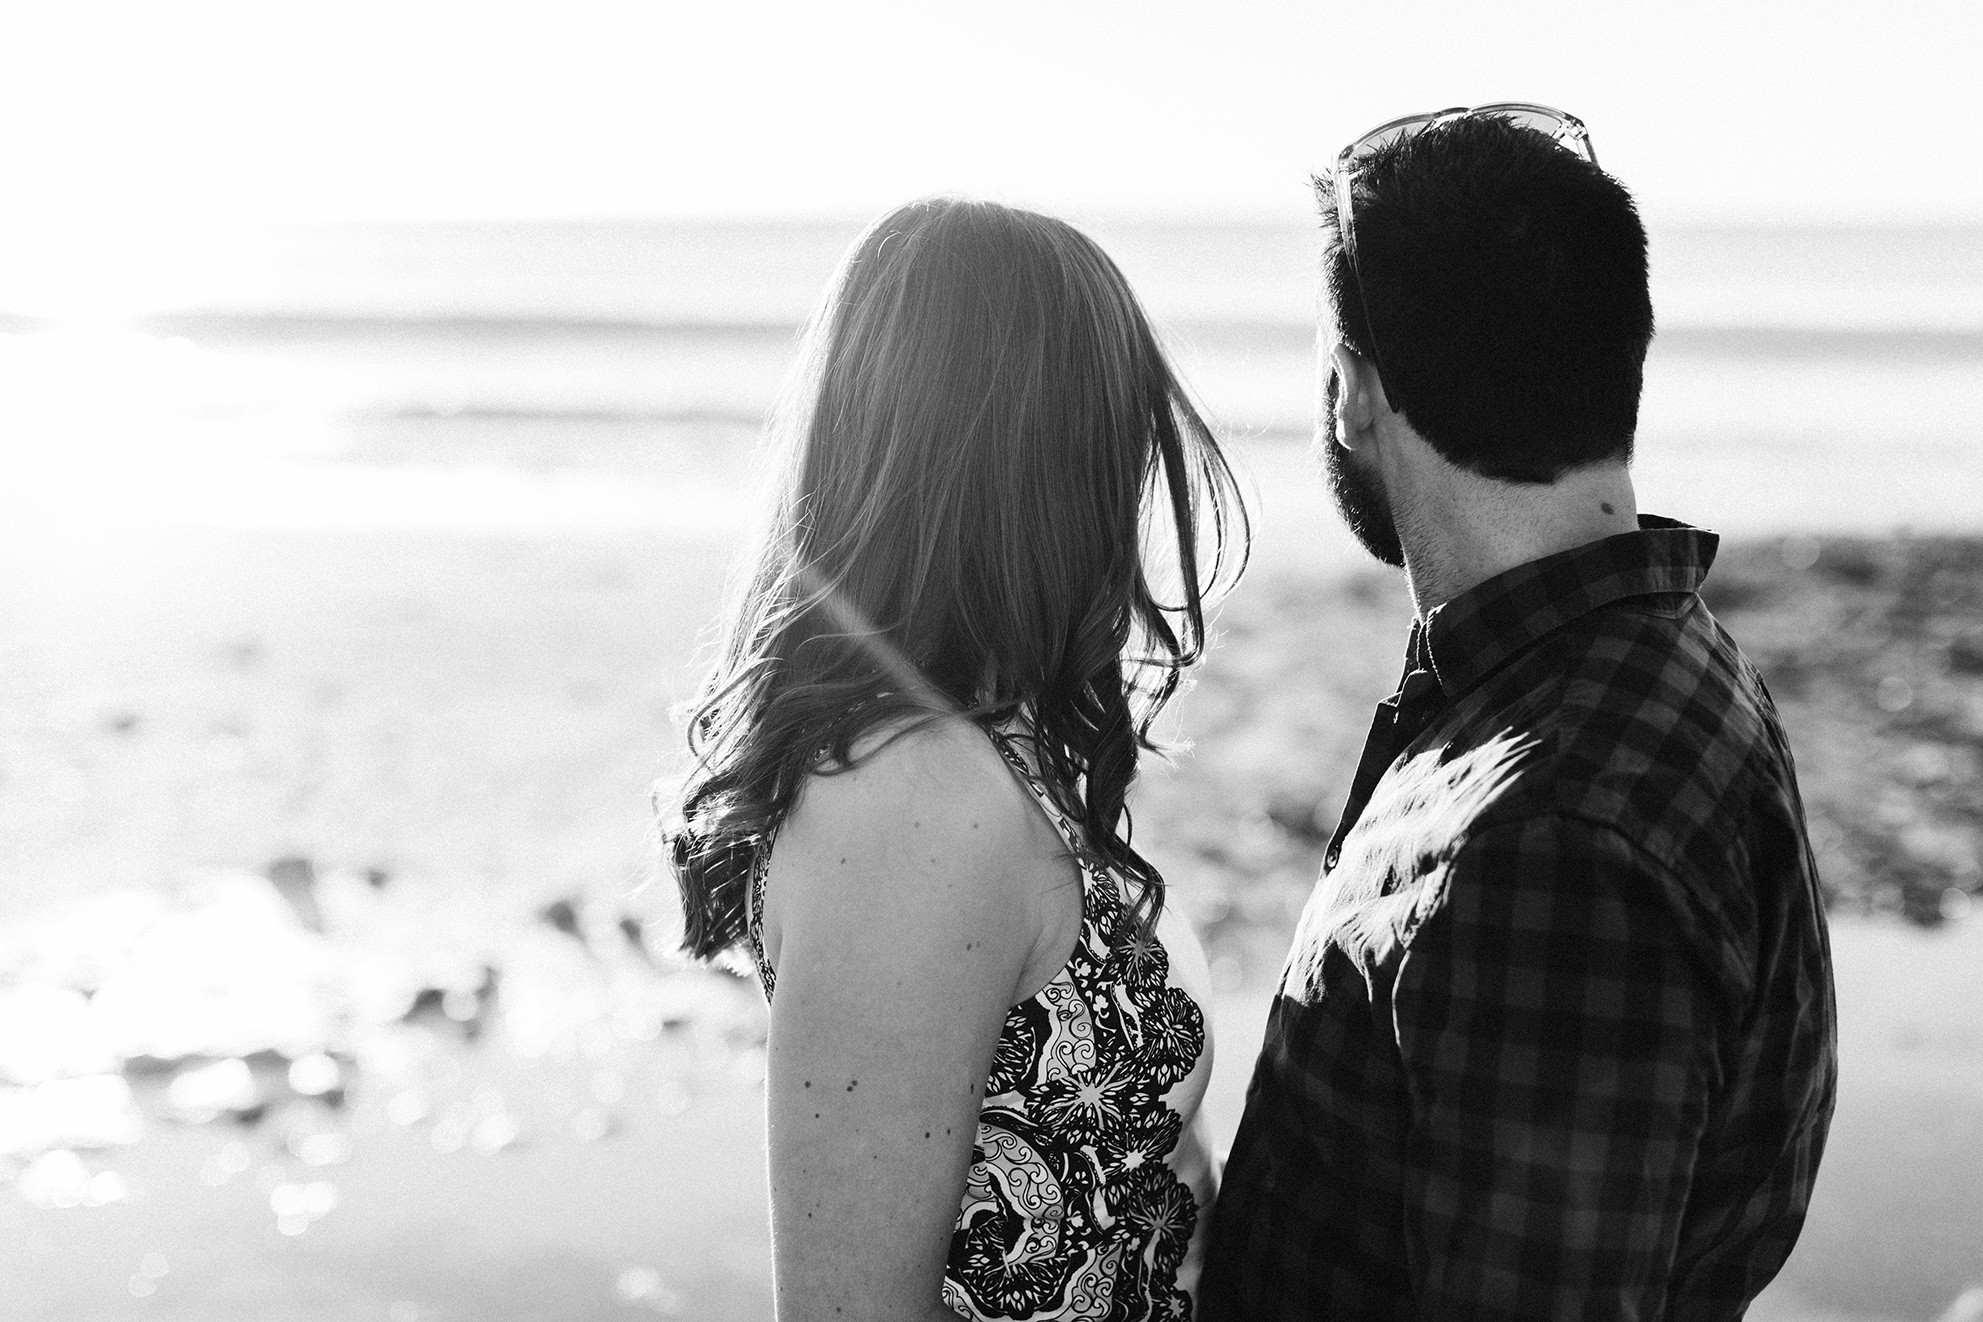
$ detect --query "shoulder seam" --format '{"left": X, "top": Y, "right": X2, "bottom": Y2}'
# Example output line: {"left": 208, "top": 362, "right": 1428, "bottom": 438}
{"left": 1448, "top": 806, "right": 1754, "bottom": 1005}
{"left": 1459, "top": 806, "right": 1672, "bottom": 872}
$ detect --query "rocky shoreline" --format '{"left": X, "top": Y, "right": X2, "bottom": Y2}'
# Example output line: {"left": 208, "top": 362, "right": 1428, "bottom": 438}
{"left": 1137, "top": 534, "right": 1983, "bottom": 983}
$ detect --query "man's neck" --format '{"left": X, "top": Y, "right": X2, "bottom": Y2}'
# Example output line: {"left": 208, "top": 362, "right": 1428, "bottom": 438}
{"left": 1398, "top": 461, "right": 1640, "bottom": 618}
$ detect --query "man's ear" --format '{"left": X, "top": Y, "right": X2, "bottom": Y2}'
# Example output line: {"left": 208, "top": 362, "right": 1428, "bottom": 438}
{"left": 1329, "top": 344, "right": 1387, "bottom": 450}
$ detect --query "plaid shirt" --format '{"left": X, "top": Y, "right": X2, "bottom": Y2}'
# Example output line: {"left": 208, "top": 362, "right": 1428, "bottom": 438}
{"left": 1201, "top": 518, "right": 1837, "bottom": 1321}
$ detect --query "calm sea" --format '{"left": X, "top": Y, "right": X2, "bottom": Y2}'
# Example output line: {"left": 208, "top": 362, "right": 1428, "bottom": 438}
{"left": 1, "top": 220, "right": 1979, "bottom": 540}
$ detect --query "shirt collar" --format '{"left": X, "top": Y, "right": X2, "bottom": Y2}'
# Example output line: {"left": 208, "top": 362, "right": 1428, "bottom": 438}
{"left": 1416, "top": 515, "right": 1719, "bottom": 699}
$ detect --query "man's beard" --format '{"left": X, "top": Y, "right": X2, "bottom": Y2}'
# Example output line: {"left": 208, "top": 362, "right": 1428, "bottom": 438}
{"left": 1320, "top": 370, "right": 1406, "bottom": 568}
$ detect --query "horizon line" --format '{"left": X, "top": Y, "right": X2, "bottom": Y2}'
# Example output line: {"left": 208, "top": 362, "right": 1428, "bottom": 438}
{"left": 7, "top": 311, "right": 1978, "bottom": 361}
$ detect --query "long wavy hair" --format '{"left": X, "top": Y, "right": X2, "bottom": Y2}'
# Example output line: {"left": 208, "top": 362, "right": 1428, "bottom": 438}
{"left": 667, "top": 198, "right": 1248, "bottom": 961}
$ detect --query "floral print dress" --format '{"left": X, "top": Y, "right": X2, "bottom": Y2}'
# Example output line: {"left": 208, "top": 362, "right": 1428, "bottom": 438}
{"left": 746, "top": 729, "right": 1216, "bottom": 1321}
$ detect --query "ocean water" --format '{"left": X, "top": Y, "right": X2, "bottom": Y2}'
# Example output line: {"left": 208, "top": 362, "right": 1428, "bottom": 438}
{"left": 1, "top": 220, "right": 1979, "bottom": 542}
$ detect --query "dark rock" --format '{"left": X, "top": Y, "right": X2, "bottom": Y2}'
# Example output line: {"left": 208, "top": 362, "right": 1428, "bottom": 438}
{"left": 1948, "top": 635, "right": 1983, "bottom": 677}
{"left": 226, "top": 639, "right": 263, "bottom": 670}
{"left": 540, "top": 898, "right": 582, "bottom": 941}
{"left": 1814, "top": 540, "right": 1885, "bottom": 588}
{"left": 267, "top": 856, "right": 323, "bottom": 932}
{"left": 1700, "top": 574, "right": 1776, "bottom": 615}
{"left": 403, "top": 986, "right": 446, "bottom": 1022}
{"left": 1264, "top": 797, "right": 1332, "bottom": 846}
{"left": 123, "top": 1054, "right": 183, "bottom": 1077}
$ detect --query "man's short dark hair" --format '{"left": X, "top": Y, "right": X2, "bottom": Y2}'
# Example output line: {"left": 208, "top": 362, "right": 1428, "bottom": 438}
{"left": 1318, "top": 114, "right": 1654, "bottom": 483}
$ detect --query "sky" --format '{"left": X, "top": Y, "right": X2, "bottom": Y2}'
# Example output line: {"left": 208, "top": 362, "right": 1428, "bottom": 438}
{"left": 3, "top": 0, "right": 1981, "bottom": 229}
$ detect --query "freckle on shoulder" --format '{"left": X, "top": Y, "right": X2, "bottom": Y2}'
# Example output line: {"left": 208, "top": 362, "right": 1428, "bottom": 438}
{"left": 783, "top": 713, "right": 1032, "bottom": 866}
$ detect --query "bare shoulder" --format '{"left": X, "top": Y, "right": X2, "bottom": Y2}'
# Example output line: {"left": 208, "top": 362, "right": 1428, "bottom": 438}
{"left": 763, "top": 715, "right": 1055, "bottom": 971}
{"left": 792, "top": 714, "right": 1038, "bottom": 854}
{"left": 757, "top": 716, "right": 1069, "bottom": 1316}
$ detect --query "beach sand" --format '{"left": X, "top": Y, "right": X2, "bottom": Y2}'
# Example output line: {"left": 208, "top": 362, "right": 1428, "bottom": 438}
{"left": 2, "top": 458, "right": 1979, "bottom": 1319}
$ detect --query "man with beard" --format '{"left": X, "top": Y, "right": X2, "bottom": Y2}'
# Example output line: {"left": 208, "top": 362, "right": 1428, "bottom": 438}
{"left": 1200, "top": 108, "right": 1837, "bottom": 1320}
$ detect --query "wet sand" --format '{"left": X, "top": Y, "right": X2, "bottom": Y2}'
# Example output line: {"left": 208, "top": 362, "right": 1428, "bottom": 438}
{"left": 6, "top": 1056, "right": 778, "bottom": 1321}
{"left": 9, "top": 917, "right": 1973, "bottom": 1322}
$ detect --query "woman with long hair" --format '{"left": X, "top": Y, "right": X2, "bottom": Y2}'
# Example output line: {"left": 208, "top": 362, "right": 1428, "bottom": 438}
{"left": 667, "top": 197, "right": 1247, "bottom": 1321}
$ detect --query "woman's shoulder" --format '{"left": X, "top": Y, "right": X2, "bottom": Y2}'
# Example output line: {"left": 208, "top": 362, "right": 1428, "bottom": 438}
{"left": 762, "top": 714, "right": 1061, "bottom": 988}
{"left": 775, "top": 714, "right": 1045, "bottom": 892}
{"left": 796, "top": 715, "right": 1029, "bottom": 832}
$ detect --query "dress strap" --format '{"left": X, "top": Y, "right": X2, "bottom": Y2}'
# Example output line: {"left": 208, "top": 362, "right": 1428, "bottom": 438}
{"left": 745, "top": 849, "right": 776, "bottom": 999}
{"left": 984, "top": 728, "right": 1088, "bottom": 861}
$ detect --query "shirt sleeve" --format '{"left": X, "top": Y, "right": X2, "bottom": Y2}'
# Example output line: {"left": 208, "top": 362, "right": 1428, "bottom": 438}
{"left": 1392, "top": 813, "right": 1728, "bottom": 1321}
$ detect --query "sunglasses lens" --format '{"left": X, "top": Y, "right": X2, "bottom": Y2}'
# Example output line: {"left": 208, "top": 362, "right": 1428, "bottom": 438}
{"left": 1343, "top": 116, "right": 1436, "bottom": 170}
{"left": 1481, "top": 109, "right": 1594, "bottom": 161}
{"left": 1356, "top": 122, "right": 1427, "bottom": 160}
{"left": 1344, "top": 106, "right": 1594, "bottom": 170}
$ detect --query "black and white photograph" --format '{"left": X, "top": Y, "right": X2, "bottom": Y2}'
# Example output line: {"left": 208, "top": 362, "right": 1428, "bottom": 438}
{"left": 2, "top": 3, "right": 1979, "bottom": 1319}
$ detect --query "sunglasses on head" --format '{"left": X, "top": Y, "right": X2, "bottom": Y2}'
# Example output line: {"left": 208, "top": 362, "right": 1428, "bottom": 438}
{"left": 1332, "top": 103, "right": 1597, "bottom": 402}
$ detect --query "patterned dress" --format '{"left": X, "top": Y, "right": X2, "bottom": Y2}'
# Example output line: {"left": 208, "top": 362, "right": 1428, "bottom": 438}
{"left": 747, "top": 729, "right": 1215, "bottom": 1321}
